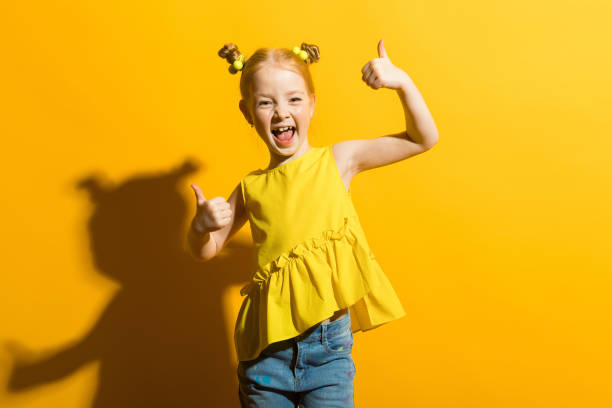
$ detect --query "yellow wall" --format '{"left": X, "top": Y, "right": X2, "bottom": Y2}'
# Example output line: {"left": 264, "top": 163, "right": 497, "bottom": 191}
{"left": 2, "top": 0, "right": 611, "bottom": 406}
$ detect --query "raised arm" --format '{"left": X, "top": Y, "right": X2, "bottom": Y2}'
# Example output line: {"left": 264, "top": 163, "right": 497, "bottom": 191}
{"left": 334, "top": 39, "right": 439, "bottom": 177}
{"left": 187, "top": 182, "right": 247, "bottom": 262}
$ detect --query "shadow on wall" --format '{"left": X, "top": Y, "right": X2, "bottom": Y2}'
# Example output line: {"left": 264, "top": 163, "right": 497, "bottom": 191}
{"left": 4, "top": 158, "right": 253, "bottom": 408}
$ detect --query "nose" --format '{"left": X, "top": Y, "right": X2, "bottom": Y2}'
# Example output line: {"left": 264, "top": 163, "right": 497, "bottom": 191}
{"left": 273, "top": 103, "right": 290, "bottom": 119}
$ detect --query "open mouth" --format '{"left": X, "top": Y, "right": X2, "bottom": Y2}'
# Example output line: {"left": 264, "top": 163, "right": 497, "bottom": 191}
{"left": 271, "top": 126, "right": 296, "bottom": 145}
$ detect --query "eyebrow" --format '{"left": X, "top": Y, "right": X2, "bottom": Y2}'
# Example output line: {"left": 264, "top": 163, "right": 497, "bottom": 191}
{"left": 254, "top": 90, "right": 305, "bottom": 98}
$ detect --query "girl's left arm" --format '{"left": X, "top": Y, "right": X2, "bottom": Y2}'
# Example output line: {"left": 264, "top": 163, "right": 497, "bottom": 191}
{"left": 335, "top": 39, "right": 439, "bottom": 176}
{"left": 393, "top": 72, "right": 439, "bottom": 148}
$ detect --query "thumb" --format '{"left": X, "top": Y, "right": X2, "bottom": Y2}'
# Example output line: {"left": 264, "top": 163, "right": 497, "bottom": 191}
{"left": 190, "top": 184, "right": 206, "bottom": 204}
{"left": 377, "top": 38, "right": 388, "bottom": 59}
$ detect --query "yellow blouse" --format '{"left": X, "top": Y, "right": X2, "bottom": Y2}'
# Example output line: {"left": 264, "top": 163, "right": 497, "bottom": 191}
{"left": 234, "top": 144, "right": 405, "bottom": 361}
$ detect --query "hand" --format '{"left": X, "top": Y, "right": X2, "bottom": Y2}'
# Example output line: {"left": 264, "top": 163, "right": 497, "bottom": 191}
{"left": 190, "top": 184, "right": 232, "bottom": 234}
{"left": 361, "top": 38, "right": 411, "bottom": 90}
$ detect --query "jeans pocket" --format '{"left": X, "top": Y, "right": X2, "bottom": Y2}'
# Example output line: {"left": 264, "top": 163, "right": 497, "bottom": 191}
{"left": 323, "top": 326, "right": 353, "bottom": 353}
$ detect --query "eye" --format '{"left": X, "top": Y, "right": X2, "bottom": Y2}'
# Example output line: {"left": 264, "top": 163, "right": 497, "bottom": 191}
{"left": 258, "top": 101, "right": 270, "bottom": 106}
{"left": 290, "top": 97, "right": 301, "bottom": 102}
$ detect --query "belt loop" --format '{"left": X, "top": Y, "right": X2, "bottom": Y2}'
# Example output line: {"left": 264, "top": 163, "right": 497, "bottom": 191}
{"left": 320, "top": 321, "right": 326, "bottom": 343}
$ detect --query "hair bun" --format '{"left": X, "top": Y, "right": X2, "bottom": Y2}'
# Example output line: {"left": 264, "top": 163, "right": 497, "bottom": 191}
{"left": 299, "top": 42, "right": 320, "bottom": 64}
{"left": 218, "top": 43, "right": 245, "bottom": 74}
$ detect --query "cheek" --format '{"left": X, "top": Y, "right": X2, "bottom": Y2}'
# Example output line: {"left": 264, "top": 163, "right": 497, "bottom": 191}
{"left": 293, "top": 108, "right": 309, "bottom": 121}
{"left": 255, "top": 112, "right": 270, "bottom": 124}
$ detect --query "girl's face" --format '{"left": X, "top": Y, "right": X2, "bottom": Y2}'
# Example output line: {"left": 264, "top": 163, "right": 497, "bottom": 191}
{"left": 240, "top": 65, "right": 315, "bottom": 159}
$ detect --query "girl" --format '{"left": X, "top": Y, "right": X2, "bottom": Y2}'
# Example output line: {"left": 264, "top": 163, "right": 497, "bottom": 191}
{"left": 188, "top": 39, "right": 438, "bottom": 407}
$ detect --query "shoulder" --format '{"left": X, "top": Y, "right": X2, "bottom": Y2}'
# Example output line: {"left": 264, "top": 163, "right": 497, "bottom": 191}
{"left": 241, "top": 169, "right": 263, "bottom": 184}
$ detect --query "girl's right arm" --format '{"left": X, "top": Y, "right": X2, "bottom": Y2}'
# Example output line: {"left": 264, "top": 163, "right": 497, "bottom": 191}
{"left": 187, "top": 182, "right": 247, "bottom": 262}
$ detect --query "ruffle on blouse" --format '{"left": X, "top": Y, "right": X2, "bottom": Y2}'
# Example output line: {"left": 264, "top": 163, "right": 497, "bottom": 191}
{"left": 234, "top": 215, "right": 405, "bottom": 361}
{"left": 238, "top": 216, "right": 380, "bottom": 298}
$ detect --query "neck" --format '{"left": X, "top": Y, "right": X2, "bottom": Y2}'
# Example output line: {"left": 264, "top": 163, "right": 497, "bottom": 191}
{"left": 266, "top": 140, "right": 312, "bottom": 169}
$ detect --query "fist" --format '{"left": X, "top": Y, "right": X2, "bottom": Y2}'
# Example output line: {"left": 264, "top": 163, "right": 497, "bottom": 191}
{"left": 190, "top": 184, "right": 232, "bottom": 234}
{"left": 361, "top": 38, "right": 410, "bottom": 90}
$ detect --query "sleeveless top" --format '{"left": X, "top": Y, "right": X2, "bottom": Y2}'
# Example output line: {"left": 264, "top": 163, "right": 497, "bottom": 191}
{"left": 234, "top": 144, "right": 406, "bottom": 361}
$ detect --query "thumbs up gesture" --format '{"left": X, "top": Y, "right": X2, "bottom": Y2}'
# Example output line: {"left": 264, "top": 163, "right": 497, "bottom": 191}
{"left": 361, "top": 38, "right": 410, "bottom": 90}
{"left": 190, "top": 183, "right": 232, "bottom": 234}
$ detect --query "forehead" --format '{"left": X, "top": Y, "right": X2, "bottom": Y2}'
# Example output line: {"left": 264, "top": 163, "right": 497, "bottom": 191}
{"left": 251, "top": 65, "right": 308, "bottom": 95}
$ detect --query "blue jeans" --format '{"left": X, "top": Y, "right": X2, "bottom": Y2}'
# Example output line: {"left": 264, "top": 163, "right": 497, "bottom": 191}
{"left": 237, "top": 310, "right": 356, "bottom": 407}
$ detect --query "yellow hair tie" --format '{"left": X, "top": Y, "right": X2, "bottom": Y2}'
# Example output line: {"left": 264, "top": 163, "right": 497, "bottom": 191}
{"left": 232, "top": 54, "right": 245, "bottom": 71}
{"left": 292, "top": 46, "right": 308, "bottom": 61}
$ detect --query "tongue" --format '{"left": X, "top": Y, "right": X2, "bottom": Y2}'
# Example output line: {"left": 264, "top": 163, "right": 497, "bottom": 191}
{"left": 276, "top": 129, "right": 293, "bottom": 140}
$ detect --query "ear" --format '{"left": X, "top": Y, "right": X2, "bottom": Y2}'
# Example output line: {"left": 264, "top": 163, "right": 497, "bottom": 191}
{"left": 309, "top": 94, "right": 316, "bottom": 119}
{"left": 239, "top": 99, "right": 252, "bottom": 125}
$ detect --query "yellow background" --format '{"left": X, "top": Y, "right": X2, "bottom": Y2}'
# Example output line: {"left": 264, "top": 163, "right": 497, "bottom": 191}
{"left": 2, "top": 0, "right": 611, "bottom": 406}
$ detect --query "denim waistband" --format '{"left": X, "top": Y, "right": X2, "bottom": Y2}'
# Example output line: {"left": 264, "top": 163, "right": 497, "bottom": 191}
{"left": 294, "top": 310, "right": 351, "bottom": 343}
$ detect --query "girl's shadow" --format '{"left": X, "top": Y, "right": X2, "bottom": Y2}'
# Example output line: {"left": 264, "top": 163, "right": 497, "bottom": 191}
{"left": 5, "top": 158, "right": 253, "bottom": 407}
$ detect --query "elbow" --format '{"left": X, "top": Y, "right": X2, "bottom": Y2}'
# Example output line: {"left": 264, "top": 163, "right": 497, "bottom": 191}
{"left": 190, "top": 251, "right": 216, "bottom": 263}
{"left": 190, "top": 252, "right": 208, "bottom": 263}
{"left": 187, "top": 248, "right": 206, "bottom": 262}
{"left": 406, "top": 130, "right": 438, "bottom": 150}
{"left": 423, "top": 133, "right": 439, "bottom": 150}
